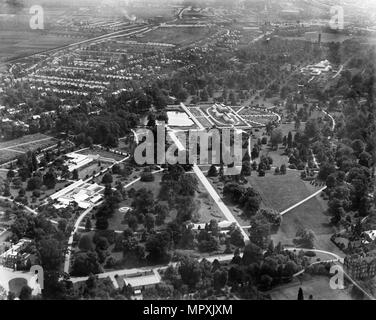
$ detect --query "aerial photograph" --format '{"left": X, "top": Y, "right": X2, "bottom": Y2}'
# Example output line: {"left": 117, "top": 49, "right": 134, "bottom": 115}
{"left": 0, "top": 0, "right": 375, "bottom": 306}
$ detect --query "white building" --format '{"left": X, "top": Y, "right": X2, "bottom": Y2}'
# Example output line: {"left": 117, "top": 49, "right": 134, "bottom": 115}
{"left": 50, "top": 180, "right": 104, "bottom": 209}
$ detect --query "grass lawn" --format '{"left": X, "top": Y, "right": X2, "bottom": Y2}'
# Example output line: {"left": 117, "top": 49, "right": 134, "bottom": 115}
{"left": 246, "top": 170, "right": 319, "bottom": 212}
{"left": 268, "top": 274, "right": 355, "bottom": 300}
{"left": 271, "top": 195, "right": 342, "bottom": 256}
{"left": 8, "top": 277, "right": 28, "bottom": 297}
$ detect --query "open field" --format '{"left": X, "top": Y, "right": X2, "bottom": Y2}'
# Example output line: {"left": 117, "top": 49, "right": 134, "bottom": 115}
{"left": 246, "top": 170, "right": 319, "bottom": 213}
{"left": 268, "top": 274, "right": 355, "bottom": 300}
{"left": 0, "top": 31, "right": 80, "bottom": 62}
{"left": 139, "top": 27, "right": 214, "bottom": 46}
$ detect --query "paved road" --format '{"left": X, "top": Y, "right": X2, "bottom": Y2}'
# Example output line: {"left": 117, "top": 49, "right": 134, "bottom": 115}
{"left": 63, "top": 205, "right": 98, "bottom": 273}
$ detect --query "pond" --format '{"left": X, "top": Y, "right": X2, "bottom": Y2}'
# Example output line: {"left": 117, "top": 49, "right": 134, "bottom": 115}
{"left": 167, "top": 111, "right": 194, "bottom": 127}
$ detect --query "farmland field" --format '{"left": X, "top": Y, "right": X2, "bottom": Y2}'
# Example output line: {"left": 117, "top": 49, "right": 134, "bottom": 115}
{"left": 0, "top": 133, "right": 57, "bottom": 164}
{"left": 0, "top": 31, "right": 81, "bottom": 62}
{"left": 139, "top": 27, "right": 215, "bottom": 46}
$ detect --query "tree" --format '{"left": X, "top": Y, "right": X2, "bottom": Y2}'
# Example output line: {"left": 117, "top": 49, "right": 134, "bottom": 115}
{"left": 223, "top": 182, "right": 244, "bottom": 203}
{"left": 37, "top": 238, "right": 62, "bottom": 271}
{"left": 178, "top": 174, "right": 198, "bottom": 197}
{"left": 304, "top": 119, "right": 320, "bottom": 140}
{"left": 242, "top": 242, "right": 263, "bottom": 265}
{"left": 3, "top": 184, "right": 11, "bottom": 197}
{"left": 207, "top": 165, "right": 218, "bottom": 177}
{"left": 328, "top": 198, "right": 345, "bottom": 225}
{"left": 287, "top": 132, "right": 293, "bottom": 148}
{"left": 251, "top": 146, "right": 259, "bottom": 160}
{"left": 297, "top": 287, "right": 304, "bottom": 300}
{"left": 154, "top": 203, "right": 169, "bottom": 226}
{"left": 295, "top": 228, "right": 315, "bottom": 248}
{"left": 351, "top": 139, "right": 365, "bottom": 157}
{"left": 326, "top": 174, "right": 337, "bottom": 189}
{"left": 145, "top": 213, "right": 155, "bottom": 231}
{"left": 71, "top": 251, "right": 101, "bottom": 276}
{"left": 213, "top": 269, "right": 228, "bottom": 291}
{"left": 229, "top": 227, "right": 245, "bottom": 248}
{"left": 178, "top": 256, "right": 202, "bottom": 289}
{"left": 200, "top": 88, "right": 209, "bottom": 102}
{"left": 145, "top": 232, "right": 172, "bottom": 264}
{"left": 96, "top": 217, "right": 109, "bottom": 230}
{"left": 72, "top": 169, "right": 79, "bottom": 180}
{"left": 241, "top": 161, "right": 251, "bottom": 176}
{"left": 7, "top": 170, "right": 15, "bottom": 180}
{"left": 78, "top": 233, "right": 94, "bottom": 251}
{"left": 249, "top": 214, "right": 271, "bottom": 248}
{"left": 85, "top": 218, "right": 92, "bottom": 232}
{"left": 102, "top": 173, "right": 113, "bottom": 185}
{"left": 19, "top": 285, "right": 32, "bottom": 300}
{"left": 318, "top": 162, "right": 336, "bottom": 181}
{"left": 242, "top": 195, "right": 261, "bottom": 218}
{"left": 18, "top": 188, "right": 26, "bottom": 197}
{"left": 359, "top": 151, "right": 372, "bottom": 168}
{"left": 259, "top": 208, "right": 282, "bottom": 228}
{"left": 270, "top": 129, "right": 283, "bottom": 150}
{"left": 43, "top": 170, "right": 57, "bottom": 189}
{"left": 128, "top": 215, "right": 138, "bottom": 231}
{"left": 27, "top": 176, "right": 42, "bottom": 191}
{"left": 176, "top": 196, "right": 197, "bottom": 222}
